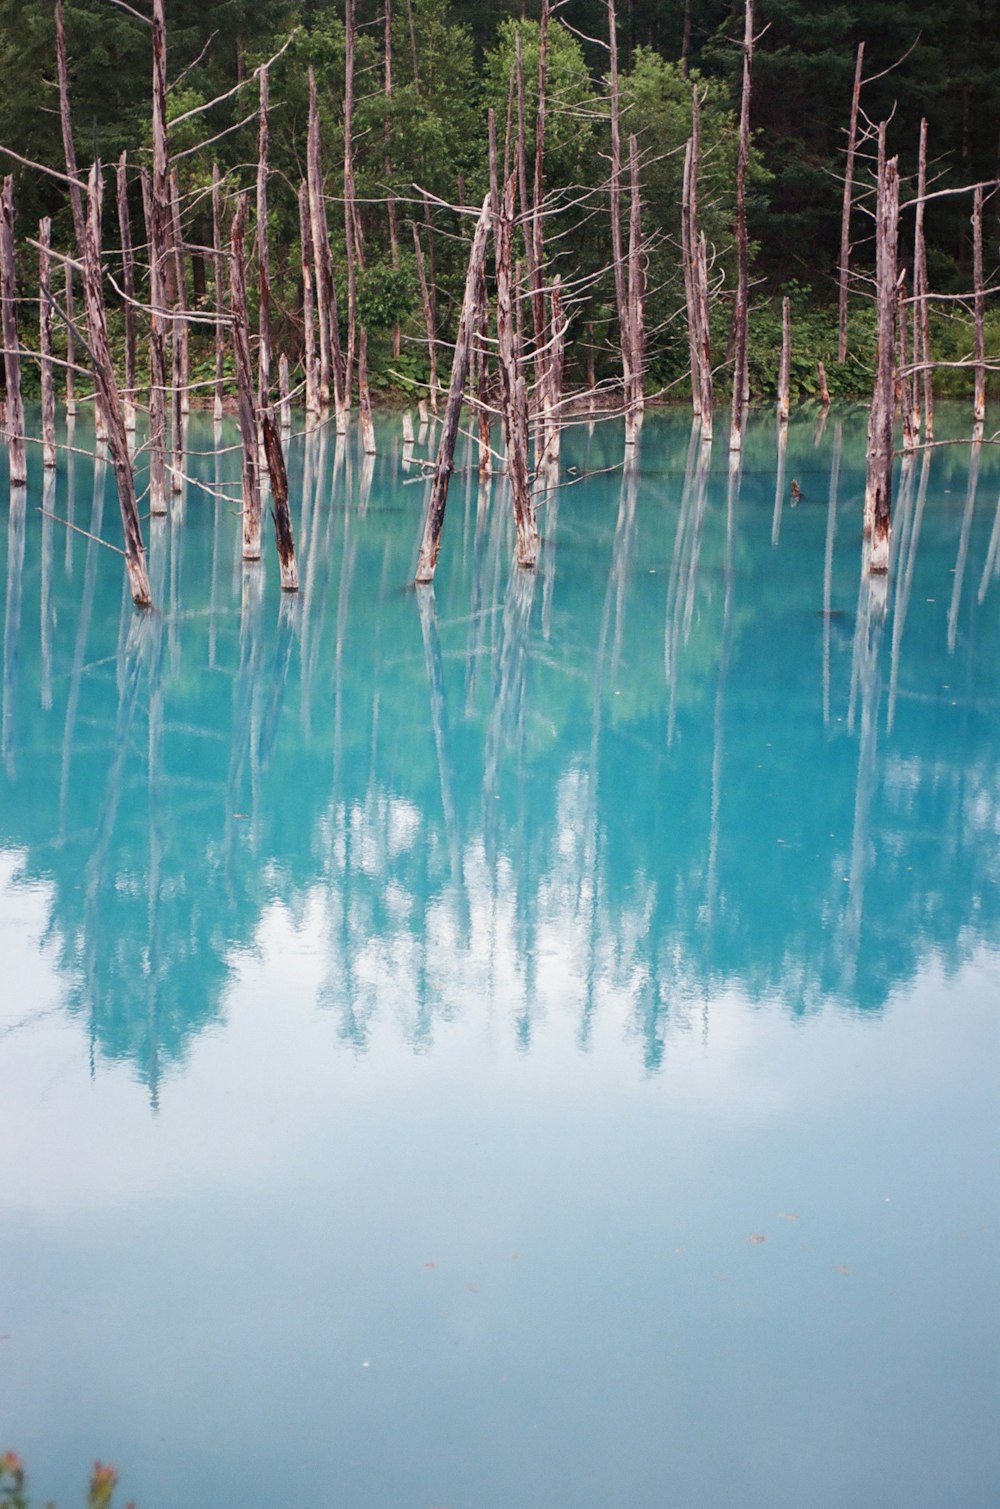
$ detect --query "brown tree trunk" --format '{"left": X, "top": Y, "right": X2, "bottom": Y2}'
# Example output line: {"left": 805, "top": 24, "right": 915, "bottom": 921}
{"left": 65, "top": 262, "right": 77, "bottom": 414}
{"left": 416, "top": 195, "right": 492, "bottom": 582}
{"left": 607, "top": 0, "right": 633, "bottom": 435}
{"left": 261, "top": 409, "right": 299, "bottom": 591}
{"left": 212, "top": 163, "right": 226, "bottom": 423}
{"left": 140, "top": 169, "right": 168, "bottom": 514}
{"left": 777, "top": 294, "right": 791, "bottom": 421}
{"left": 116, "top": 152, "right": 137, "bottom": 433}
{"left": 298, "top": 180, "right": 319, "bottom": 416}
{"left": 256, "top": 64, "right": 272, "bottom": 431}
{"left": 729, "top": 0, "right": 753, "bottom": 452}
{"left": 914, "top": 118, "right": 934, "bottom": 439}
{"left": 82, "top": 165, "right": 151, "bottom": 606}
{"left": 973, "top": 182, "right": 986, "bottom": 423}
{"left": 626, "top": 130, "right": 645, "bottom": 443}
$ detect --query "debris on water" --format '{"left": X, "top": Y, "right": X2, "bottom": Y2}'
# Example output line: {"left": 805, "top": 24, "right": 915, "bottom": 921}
{"left": 747, "top": 1233, "right": 766, "bottom": 1244}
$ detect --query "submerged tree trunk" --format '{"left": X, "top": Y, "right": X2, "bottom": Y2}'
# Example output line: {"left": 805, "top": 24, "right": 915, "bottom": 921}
{"left": 82, "top": 165, "right": 152, "bottom": 606}
{"left": 261, "top": 410, "right": 299, "bottom": 591}
{"left": 416, "top": 195, "right": 492, "bottom": 583}
{"left": 229, "top": 196, "right": 262, "bottom": 561}
{"left": 729, "top": 0, "right": 753, "bottom": 452}
{"left": 38, "top": 216, "right": 57, "bottom": 469}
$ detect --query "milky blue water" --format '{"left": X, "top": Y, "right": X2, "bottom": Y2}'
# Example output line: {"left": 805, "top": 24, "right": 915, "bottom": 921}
{"left": 1, "top": 405, "right": 999, "bottom": 1509}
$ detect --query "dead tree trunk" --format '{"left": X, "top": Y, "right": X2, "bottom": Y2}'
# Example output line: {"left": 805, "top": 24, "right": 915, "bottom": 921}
{"left": 116, "top": 153, "right": 137, "bottom": 434}
{"left": 0, "top": 177, "right": 27, "bottom": 485}
{"left": 973, "top": 183, "right": 986, "bottom": 423}
{"left": 496, "top": 173, "right": 537, "bottom": 569}
{"left": 413, "top": 221, "right": 439, "bottom": 414}
{"left": 278, "top": 353, "right": 291, "bottom": 431}
{"left": 899, "top": 277, "right": 916, "bottom": 451}
{"left": 729, "top": 0, "right": 753, "bottom": 452}
{"left": 55, "top": 0, "right": 86, "bottom": 254}
{"left": 865, "top": 133, "right": 899, "bottom": 574}
{"left": 168, "top": 169, "right": 188, "bottom": 488}
{"left": 817, "top": 359, "right": 830, "bottom": 406}
{"left": 607, "top": 0, "right": 634, "bottom": 439}
{"left": 682, "top": 136, "right": 701, "bottom": 419}
{"left": 256, "top": 64, "right": 272, "bottom": 432}
{"left": 307, "top": 68, "right": 346, "bottom": 424}
{"left": 39, "top": 216, "right": 57, "bottom": 469}
{"left": 65, "top": 262, "right": 77, "bottom": 414}
{"left": 151, "top": 0, "right": 175, "bottom": 307}
{"left": 261, "top": 410, "right": 299, "bottom": 591}
{"left": 777, "top": 294, "right": 791, "bottom": 421}
{"left": 140, "top": 168, "right": 168, "bottom": 515}
{"left": 298, "top": 180, "right": 319, "bottom": 416}
{"left": 343, "top": 0, "right": 359, "bottom": 413}
{"left": 415, "top": 196, "right": 492, "bottom": 582}
{"left": 837, "top": 42, "right": 864, "bottom": 363}
{"left": 626, "top": 131, "right": 645, "bottom": 443}
{"left": 212, "top": 163, "right": 226, "bottom": 423}
{"left": 82, "top": 165, "right": 151, "bottom": 606}
{"left": 914, "top": 118, "right": 934, "bottom": 439}
{"left": 542, "top": 274, "right": 565, "bottom": 468}
{"left": 384, "top": 0, "right": 401, "bottom": 359}
{"left": 229, "top": 196, "right": 262, "bottom": 561}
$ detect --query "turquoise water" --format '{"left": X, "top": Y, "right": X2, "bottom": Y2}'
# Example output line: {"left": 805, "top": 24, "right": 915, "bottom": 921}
{"left": 1, "top": 405, "right": 999, "bottom": 1508}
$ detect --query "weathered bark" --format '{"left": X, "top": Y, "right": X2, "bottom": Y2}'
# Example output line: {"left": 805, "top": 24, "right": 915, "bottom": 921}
{"left": 298, "top": 180, "right": 319, "bottom": 416}
{"left": 229, "top": 196, "right": 261, "bottom": 561}
{"left": 55, "top": 0, "right": 86, "bottom": 254}
{"left": 914, "top": 118, "right": 934, "bottom": 439}
{"left": 65, "top": 262, "right": 77, "bottom": 414}
{"left": 412, "top": 221, "right": 439, "bottom": 414}
{"left": 837, "top": 43, "right": 864, "bottom": 363}
{"left": 140, "top": 169, "right": 168, "bottom": 514}
{"left": 530, "top": 1, "right": 551, "bottom": 419}
{"left": 38, "top": 216, "right": 57, "bottom": 469}
{"left": 384, "top": 0, "right": 401, "bottom": 359}
{"left": 82, "top": 166, "right": 151, "bottom": 606}
{"left": 212, "top": 163, "right": 226, "bottom": 423}
{"left": 973, "top": 183, "right": 986, "bottom": 422}
{"left": 151, "top": 0, "right": 175, "bottom": 306}
{"left": 261, "top": 410, "right": 299, "bottom": 591}
{"left": 899, "top": 278, "right": 916, "bottom": 451}
{"left": 278, "top": 353, "right": 291, "bottom": 431}
{"left": 256, "top": 64, "right": 272, "bottom": 428}
{"left": 415, "top": 195, "right": 492, "bottom": 582}
{"left": 682, "top": 137, "right": 701, "bottom": 418}
{"left": 343, "top": 0, "right": 359, "bottom": 409}
{"left": 607, "top": 0, "right": 634, "bottom": 435}
{"left": 695, "top": 229, "right": 713, "bottom": 440}
{"left": 495, "top": 173, "right": 537, "bottom": 569}
{"left": 0, "top": 178, "right": 26, "bottom": 485}
{"left": 817, "top": 359, "right": 830, "bottom": 406}
{"left": 542, "top": 274, "right": 565, "bottom": 468}
{"left": 865, "top": 133, "right": 899, "bottom": 574}
{"left": 626, "top": 130, "right": 645, "bottom": 443}
{"left": 116, "top": 153, "right": 137, "bottom": 432}
{"left": 729, "top": 0, "right": 753, "bottom": 452}
{"left": 168, "top": 168, "right": 188, "bottom": 488}
{"left": 777, "top": 294, "right": 791, "bottom": 421}
{"left": 307, "top": 68, "right": 345, "bottom": 422}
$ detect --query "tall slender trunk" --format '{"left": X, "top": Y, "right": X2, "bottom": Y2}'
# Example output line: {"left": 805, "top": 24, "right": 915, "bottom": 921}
{"left": 0, "top": 177, "right": 26, "bottom": 485}
{"left": 777, "top": 294, "right": 791, "bottom": 421}
{"left": 65, "top": 262, "right": 77, "bottom": 414}
{"left": 607, "top": 0, "right": 633, "bottom": 432}
{"left": 384, "top": 0, "right": 401, "bottom": 359}
{"left": 837, "top": 43, "right": 864, "bottom": 363}
{"left": 495, "top": 173, "right": 537, "bottom": 568}
{"left": 729, "top": 0, "right": 753, "bottom": 452}
{"left": 229, "top": 195, "right": 261, "bottom": 561}
{"left": 914, "top": 118, "right": 934, "bottom": 438}
{"left": 626, "top": 131, "right": 645, "bottom": 443}
{"left": 116, "top": 153, "right": 137, "bottom": 433}
{"left": 298, "top": 180, "right": 319, "bottom": 415}
{"left": 261, "top": 410, "right": 299, "bottom": 591}
{"left": 39, "top": 216, "right": 57, "bottom": 469}
{"left": 212, "top": 164, "right": 226, "bottom": 423}
{"left": 140, "top": 169, "right": 168, "bottom": 514}
{"left": 972, "top": 183, "right": 986, "bottom": 422}
{"left": 168, "top": 168, "right": 188, "bottom": 489}
{"left": 256, "top": 64, "right": 272, "bottom": 431}
{"left": 865, "top": 128, "right": 899, "bottom": 574}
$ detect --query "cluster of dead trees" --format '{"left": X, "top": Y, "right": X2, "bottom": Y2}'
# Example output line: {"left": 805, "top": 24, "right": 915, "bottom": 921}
{"left": 0, "top": 0, "right": 997, "bottom": 608}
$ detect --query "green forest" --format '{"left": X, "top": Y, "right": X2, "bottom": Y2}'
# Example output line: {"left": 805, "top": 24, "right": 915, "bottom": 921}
{"left": 0, "top": 0, "right": 997, "bottom": 400}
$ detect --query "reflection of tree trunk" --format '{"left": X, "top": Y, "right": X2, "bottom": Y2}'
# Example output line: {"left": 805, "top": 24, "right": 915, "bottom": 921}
{"left": 60, "top": 456, "right": 105, "bottom": 834}
{"left": 771, "top": 413, "right": 788, "bottom": 545}
{"left": 665, "top": 420, "right": 710, "bottom": 743}
{"left": 947, "top": 437, "right": 981, "bottom": 653}
{"left": 484, "top": 566, "right": 536, "bottom": 804}
{"left": 705, "top": 459, "right": 738, "bottom": 923}
{"left": 822, "top": 422, "right": 842, "bottom": 726}
{"left": 888, "top": 448, "right": 928, "bottom": 729}
{"left": 417, "top": 587, "right": 468, "bottom": 933}
{"left": 2, "top": 486, "right": 26, "bottom": 778}
{"left": 40, "top": 472, "right": 55, "bottom": 711}
{"left": 843, "top": 571, "right": 887, "bottom": 981}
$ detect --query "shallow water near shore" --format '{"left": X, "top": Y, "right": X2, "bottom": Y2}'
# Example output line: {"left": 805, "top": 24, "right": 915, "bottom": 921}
{"left": 2, "top": 403, "right": 999, "bottom": 1509}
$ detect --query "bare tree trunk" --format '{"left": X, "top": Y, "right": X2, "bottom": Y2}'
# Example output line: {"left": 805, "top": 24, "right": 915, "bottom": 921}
{"left": 261, "top": 410, "right": 299, "bottom": 591}
{"left": 837, "top": 43, "right": 864, "bottom": 363}
{"left": 65, "top": 262, "right": 77, "bottom": 414}
{"left": 229, "top": 196, "right": 262, "bottom": 561}
{"left": 729, "top": 0, "right": 753, "bottom": 452}
{"left": 817, "top": 359, "right": 830, "bottom": 406}
{"left": 413, "top": 221, "right": 439, "bottom": 414}
{"left": 278, "top": 353, "right": 291, "bottom": 431}
{"left": 343, "top": 0, "right": 359, "bottom": 412}
{"left": 384, "top": 0, "right": 401, "bottom": 360}
{"left": 116, "top": 153, "right": 137, "bottom": 433}
{"left": 777, "top": 294, "right": 791, "bottom": 421}
{"left": 0, "top": 178, "right": 26, "bottom": 485}
{"left": 140, "top": 169, "right": 168, "bottom": 515}
{"left": 531, "top": 1, "right": 551, "bottom": 427}
{"left": 416, "top": 195, "right": 492, "bottom": 582}
{"left": 55, "top": 0, "right": 86, "bottom": 254}
{"left": 914, "top": 118, "right": 934, "bottom": 439}
{"left": 307, "top": 68, "right": 345, "bottom": 424}
{"left": 682, "top": 137, "right": 701, "bottom": 418}
{"left": 626, "top": 130, "right": 645, "bottom": 443}
{"left": 495, "top": 173, "right": 537, "bottom": 569}
{"left": 39, "top": 216, "right": 57, "bottom": 469}
{"left": 899, "top": 277, "right": 916, "bottom": 451}
{"left": 298, "top": 180, "right": 319, "bottom": 416}
{"left": 542, "top": 274, "right": 565, "bottom": 467}
{"left": 212, "top": 164, "right": 226, "bottom": 423}
{"left": 168, "top": 168, "right": 188, "bottom": 489}
{"left": 607, "top": 0, "right": 634, "bottom": 436}
{"left": 256, "top": 64, "right": 272, "bottom": 434}
{"left": 973, "top": 182, "right": 986, "bottom": 423}
{"left": 82, "top": 165, "right": 151, "bottom": 606}
{"left": 151, "top": 0, "right": 175, "bottom": 306}
{"left": 865, "top": 131, "right": 899, "bottom": 574}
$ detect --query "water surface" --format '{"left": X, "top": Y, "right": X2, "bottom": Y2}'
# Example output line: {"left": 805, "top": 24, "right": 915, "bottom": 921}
{"left": 2, "top": 405, "right": 999, "bottom": 1508}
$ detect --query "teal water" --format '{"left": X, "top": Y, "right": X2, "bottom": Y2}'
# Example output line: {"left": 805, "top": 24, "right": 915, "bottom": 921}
{"left": 1, "top": 405, "right": 999, "bottom": 1508}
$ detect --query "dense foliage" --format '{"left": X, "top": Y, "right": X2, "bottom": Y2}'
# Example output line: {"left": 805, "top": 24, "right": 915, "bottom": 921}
{"left": 0, "top": 0, "right": 995, "bottom": 397}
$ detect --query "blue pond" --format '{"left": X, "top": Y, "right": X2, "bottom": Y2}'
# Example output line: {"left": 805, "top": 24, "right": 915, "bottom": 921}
{"left": 1, "top": 403, "right": 999, "bottom": 1508}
